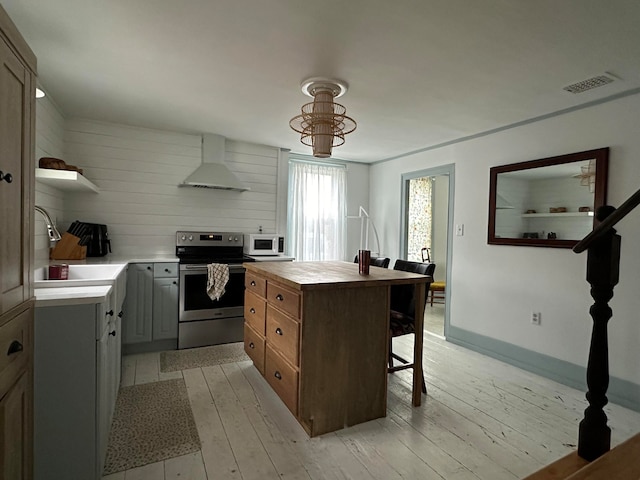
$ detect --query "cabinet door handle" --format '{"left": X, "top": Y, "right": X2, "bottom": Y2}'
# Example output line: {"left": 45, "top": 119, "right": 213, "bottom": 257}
{"left": 0, "top": 170, "right": 13, "bottom": 183}
{"left": 250, "top": 280, "right": 256, "bottom": 286}
{"left": 147, "top": 266, "right": 152, "bottom": 270}
{"left": 173, "top": 281, "right": 177, "bottom": 285}
{"left": 276, "top": 294, "right": 284, "bottom": 301}
{"left": 118, "top": 311, "right": 124, "bottom": 318}
{"left": 275, "top": 327, "right": 283, "bottom": 336}
{"left": 106, "top": 310, "right": 114, "bottom": 316}
{"left": 109, "top": 330, "right": 116, "bottom": 336}
{"left": 249, "top": 342, "right": 255, "bottom": 349}
{"left": 165, "top": 268, "right": 170, "bottom": 273}
{"left": 7, "top": 340, "right": 23, "bottom": 355}
{"left": 274, "top": 371, "right": 282, "bottom": 380}
{"left": 250, "top": 308, "right": 256, "bottom": 314}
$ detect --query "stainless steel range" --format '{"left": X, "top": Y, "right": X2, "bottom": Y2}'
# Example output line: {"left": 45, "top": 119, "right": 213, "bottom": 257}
{"left": 176, "top": 231, "right": 254, "bottom": 349}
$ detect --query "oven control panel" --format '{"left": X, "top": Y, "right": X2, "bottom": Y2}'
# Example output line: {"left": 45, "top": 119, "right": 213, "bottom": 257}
{"left": 176, "top": 231, "right": 244, "bottom": 247}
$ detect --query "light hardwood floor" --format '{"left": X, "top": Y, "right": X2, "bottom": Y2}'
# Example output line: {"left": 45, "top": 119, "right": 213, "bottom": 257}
{"left": 103, "top": 334, "right": 640, "bottom": 480}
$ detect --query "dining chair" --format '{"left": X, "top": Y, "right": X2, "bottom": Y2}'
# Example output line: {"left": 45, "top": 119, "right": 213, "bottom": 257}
{"left": 388, "top": 259, "right": 435, "bottom": 394}
{"left": 352, "top": 255, "right": 390, "bottom": 268}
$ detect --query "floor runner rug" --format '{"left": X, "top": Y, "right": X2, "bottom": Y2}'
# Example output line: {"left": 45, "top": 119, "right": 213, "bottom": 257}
{"left": 160, "top": 342, "right": 249, "bottom": 372}
{"left": 103, "top": 378, "right": 201, "bottom": 474}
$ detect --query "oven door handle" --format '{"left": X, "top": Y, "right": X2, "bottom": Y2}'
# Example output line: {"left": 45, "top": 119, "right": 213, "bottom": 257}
{"left": 181, "top": 264, "right": 245, "bottom": 273}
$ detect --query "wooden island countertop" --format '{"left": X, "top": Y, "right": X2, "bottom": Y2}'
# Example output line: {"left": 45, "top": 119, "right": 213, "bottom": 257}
{"left": 243, "top": 260, "right": 431, "bottom": 291}
{"left": 242, "top": 260, "right": 431, "bottom": 436}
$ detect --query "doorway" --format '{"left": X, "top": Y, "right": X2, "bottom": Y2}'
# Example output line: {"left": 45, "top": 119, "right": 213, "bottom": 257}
{"left": 400, "top": 164, "right": 454, "bottom": 338}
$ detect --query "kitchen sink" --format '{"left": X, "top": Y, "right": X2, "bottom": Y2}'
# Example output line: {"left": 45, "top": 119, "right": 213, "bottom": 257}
{"left": 34, "top": 264, "right": 128, "bottom": 288}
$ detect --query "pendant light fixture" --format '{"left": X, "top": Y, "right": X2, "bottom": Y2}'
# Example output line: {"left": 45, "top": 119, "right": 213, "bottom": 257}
{"left": 289, "top": 77, "right": 357, "bottom": 158}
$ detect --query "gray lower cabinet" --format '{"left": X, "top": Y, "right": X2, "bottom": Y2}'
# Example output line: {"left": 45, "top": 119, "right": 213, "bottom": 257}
{"left": 123, "top": 262, "right": 178, "bottom": 346}
{"left": 153, "top": 277, "right": 179, "bottom": 339}
{"left": 122, "top": 263, "right": 153, "bottom": 343}
{"left": 34, "top": 293, "right": 119, "bottom": 480}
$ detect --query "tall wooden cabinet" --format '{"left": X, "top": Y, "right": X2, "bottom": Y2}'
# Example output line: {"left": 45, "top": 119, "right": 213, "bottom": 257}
{"left": 0, "top": 4, "right": 36, "bottom": 479}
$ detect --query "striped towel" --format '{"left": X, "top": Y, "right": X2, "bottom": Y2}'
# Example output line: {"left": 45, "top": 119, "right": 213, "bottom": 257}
{"left": 206, "top": 263, "right": 229, "bottom": 301}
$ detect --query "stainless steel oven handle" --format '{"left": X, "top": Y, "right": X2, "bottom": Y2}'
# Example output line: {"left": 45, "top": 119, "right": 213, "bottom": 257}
{"left": 181, "top": 264, "right": 244, "bottom": 272}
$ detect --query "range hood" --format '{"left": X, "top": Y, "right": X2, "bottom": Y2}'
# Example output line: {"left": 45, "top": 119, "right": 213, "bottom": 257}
{"left": 180, "top": 134, "right": 249, "bottom": 191}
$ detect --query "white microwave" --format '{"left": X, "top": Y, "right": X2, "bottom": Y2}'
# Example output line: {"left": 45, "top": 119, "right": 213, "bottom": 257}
{"left": 243, "top": 234, "right": 285, "bottom": 255}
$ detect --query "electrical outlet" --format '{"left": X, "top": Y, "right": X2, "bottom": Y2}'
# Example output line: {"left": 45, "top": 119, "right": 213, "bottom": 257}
{"left": 531, "top": 312, "right": 541, "bottom": 325}
{"left": 456, "top": 224, "right": 464, "bottom": 236}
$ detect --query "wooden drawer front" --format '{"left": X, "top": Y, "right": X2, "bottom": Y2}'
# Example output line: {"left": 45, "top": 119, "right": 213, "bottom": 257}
{"left": 153, "top": 262, "right": 178, "bottom": 278}
{"left": 244, "top": 324, "right": 265, "bottom": 375}
{"left": 0, "top": 309, "right": 31, "bottom": 398}
{"left": 266, "top": 305, "right": 300, "bottom": 366}
{"left": 265, "top": 346, "right": 298, "bottom": 416}
{"left": 245, "top": 272, "right": 266, "bottom": 298}
{"left": 266, "top": 282, "right": 300, "bottom": 319}
{"left": 244, "top": 291, "right": 266, "bottom": 335}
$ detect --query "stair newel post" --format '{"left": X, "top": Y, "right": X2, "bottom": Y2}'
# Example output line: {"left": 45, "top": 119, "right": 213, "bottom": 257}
{"left": 578, "top": 206, "right": 620, "bottom": 461}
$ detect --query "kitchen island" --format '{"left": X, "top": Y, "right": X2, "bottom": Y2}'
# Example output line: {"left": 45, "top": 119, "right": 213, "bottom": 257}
{"left": 243, "top": 260, "right": 431, "bottom": 437}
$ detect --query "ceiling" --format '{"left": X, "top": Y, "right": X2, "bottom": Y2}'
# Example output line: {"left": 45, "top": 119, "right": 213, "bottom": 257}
{"left": 3, "top": 0, "right": 640, "bottom": 163}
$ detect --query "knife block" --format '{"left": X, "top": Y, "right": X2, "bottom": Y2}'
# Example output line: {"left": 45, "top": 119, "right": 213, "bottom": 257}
{"left": 50, "top": 233, "right": 87, "bottom": 260}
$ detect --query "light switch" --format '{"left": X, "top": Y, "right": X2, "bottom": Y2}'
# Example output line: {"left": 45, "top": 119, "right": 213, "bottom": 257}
{"left": 456, "top": 224, "right": 464, "bottom": 236}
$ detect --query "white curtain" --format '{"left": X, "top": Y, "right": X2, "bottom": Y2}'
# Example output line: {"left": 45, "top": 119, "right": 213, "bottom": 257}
{"left": 288, "top": 160, "right": 346, "bottom": 261}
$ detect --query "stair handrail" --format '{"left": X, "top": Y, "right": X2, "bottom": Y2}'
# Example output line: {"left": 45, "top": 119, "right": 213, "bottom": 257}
{"left": 574, "top": 187, "right": 640, "bottom": 253}
{"left": 572, "top": 186, "right": 640, "bottom": 462}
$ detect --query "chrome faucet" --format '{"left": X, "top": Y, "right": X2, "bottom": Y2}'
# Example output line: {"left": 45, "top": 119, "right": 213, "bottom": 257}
{"left": 35, "top": 205, "right": 62, "bottom": 241}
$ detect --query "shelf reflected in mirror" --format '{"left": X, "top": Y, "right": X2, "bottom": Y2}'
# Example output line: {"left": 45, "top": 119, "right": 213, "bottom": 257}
{"left": 488, "top": 148, "right": 609, "bottom": 248}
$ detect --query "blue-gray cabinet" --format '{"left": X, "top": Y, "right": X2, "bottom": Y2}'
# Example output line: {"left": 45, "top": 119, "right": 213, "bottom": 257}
{"left": 123, "top": 262, "right": 178, "bottom": 346}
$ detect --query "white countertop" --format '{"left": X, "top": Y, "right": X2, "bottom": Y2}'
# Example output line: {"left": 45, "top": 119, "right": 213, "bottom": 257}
{"left": 36, "top": 255, "right": 178, "bottom": 270}
{"left": 35, "top": 285, "right": 113, "bottom": 307}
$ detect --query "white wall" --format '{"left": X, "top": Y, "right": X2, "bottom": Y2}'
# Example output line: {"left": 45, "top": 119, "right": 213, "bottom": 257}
{"left": 34, "top": 108, "right": 368, "bottom": 261}
{"left": 370, "top": 92, "right": 640, "bottom": 388}
{"left": 61, "top": 119, "right": 281, "bottom": 257}
{"left": 34, "top": 94, "right": 65, "bottom": 266}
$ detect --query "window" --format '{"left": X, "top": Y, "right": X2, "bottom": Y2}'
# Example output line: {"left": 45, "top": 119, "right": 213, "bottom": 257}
{"left": 288, "top": 159, "right": 346, "bottom": 261}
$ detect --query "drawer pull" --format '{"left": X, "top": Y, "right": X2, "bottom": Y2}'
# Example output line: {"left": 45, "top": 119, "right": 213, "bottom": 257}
{"left": 7, "top": 340, "right": 23, "bottom": 355}
{"left": 274, "top": 371, "right": 282, "bottom": 380}
{"left": 275, "top": 327, "right": 283, "bottom": 335}
{"left": 250, "top": 308, "right": 256, "bottom": 314}
{"left": 147, "top": 266, "right": 152, "bottom": 270}
{"left": 251, "top": 280, "right": 256, "bottom": 286}
{"left": 249, "top": 342, "right": 255, "bottom": 349}
{"left": 276, "top": 294, "right": 284, "bottom": 301}
{"left": 0, "top": 170, "right": 13, "bottom": 183}
{"left": 118, "top": 311, "right": 124, "bottom": 318}
{"left": 165, "top": 268, "right": 170, "bottom": 273}
{"left": 109, "top": 331, "right": 116, "bottom": 337}
{"left": 106, "top": 310, "right": 114, "bottom": 316}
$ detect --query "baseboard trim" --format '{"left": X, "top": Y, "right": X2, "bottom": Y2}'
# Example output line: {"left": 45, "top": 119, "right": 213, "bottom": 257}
{"left": 447, "top": 326, "right": 640, "bottom": 413}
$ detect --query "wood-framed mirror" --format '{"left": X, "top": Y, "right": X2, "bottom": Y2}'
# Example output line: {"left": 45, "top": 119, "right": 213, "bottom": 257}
{"left": 488, "top": 147, "right": 609, "bottom": 248}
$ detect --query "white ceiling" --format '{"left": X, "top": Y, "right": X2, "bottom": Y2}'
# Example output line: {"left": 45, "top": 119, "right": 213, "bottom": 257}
{"left": 3, "top": 0, "right": 640, "bottom": 163}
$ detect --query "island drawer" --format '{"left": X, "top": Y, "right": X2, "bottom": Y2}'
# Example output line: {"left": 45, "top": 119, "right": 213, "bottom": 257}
{"left": 266, "top": 282, "right": 300, "bottom": 319}
{"left": 244, "top": 323, "right": 265, "bottom": 375}
{"left": 266, "top": 305, "right": 300, "bottom": 367}
{"left": 245, "top": 272, "right": 266, "bottom": 298}
{"left": 265, "top": 346, "right": 298, "bottom": 416}
{"left": 244, "top": 291, "right": 266, "bottom": 335}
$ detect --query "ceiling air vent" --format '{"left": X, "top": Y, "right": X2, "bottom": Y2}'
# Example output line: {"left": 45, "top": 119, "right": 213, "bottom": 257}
{"left": 563, "top": 74, "right": 616, "bottom": 94}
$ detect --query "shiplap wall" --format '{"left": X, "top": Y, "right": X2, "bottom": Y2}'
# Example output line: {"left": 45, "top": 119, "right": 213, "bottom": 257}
{"left": 34, "top": 95, "right": 65, "bottom": 266}
{"left": 62, "top": 119, "right": 280, "bottom": 256}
